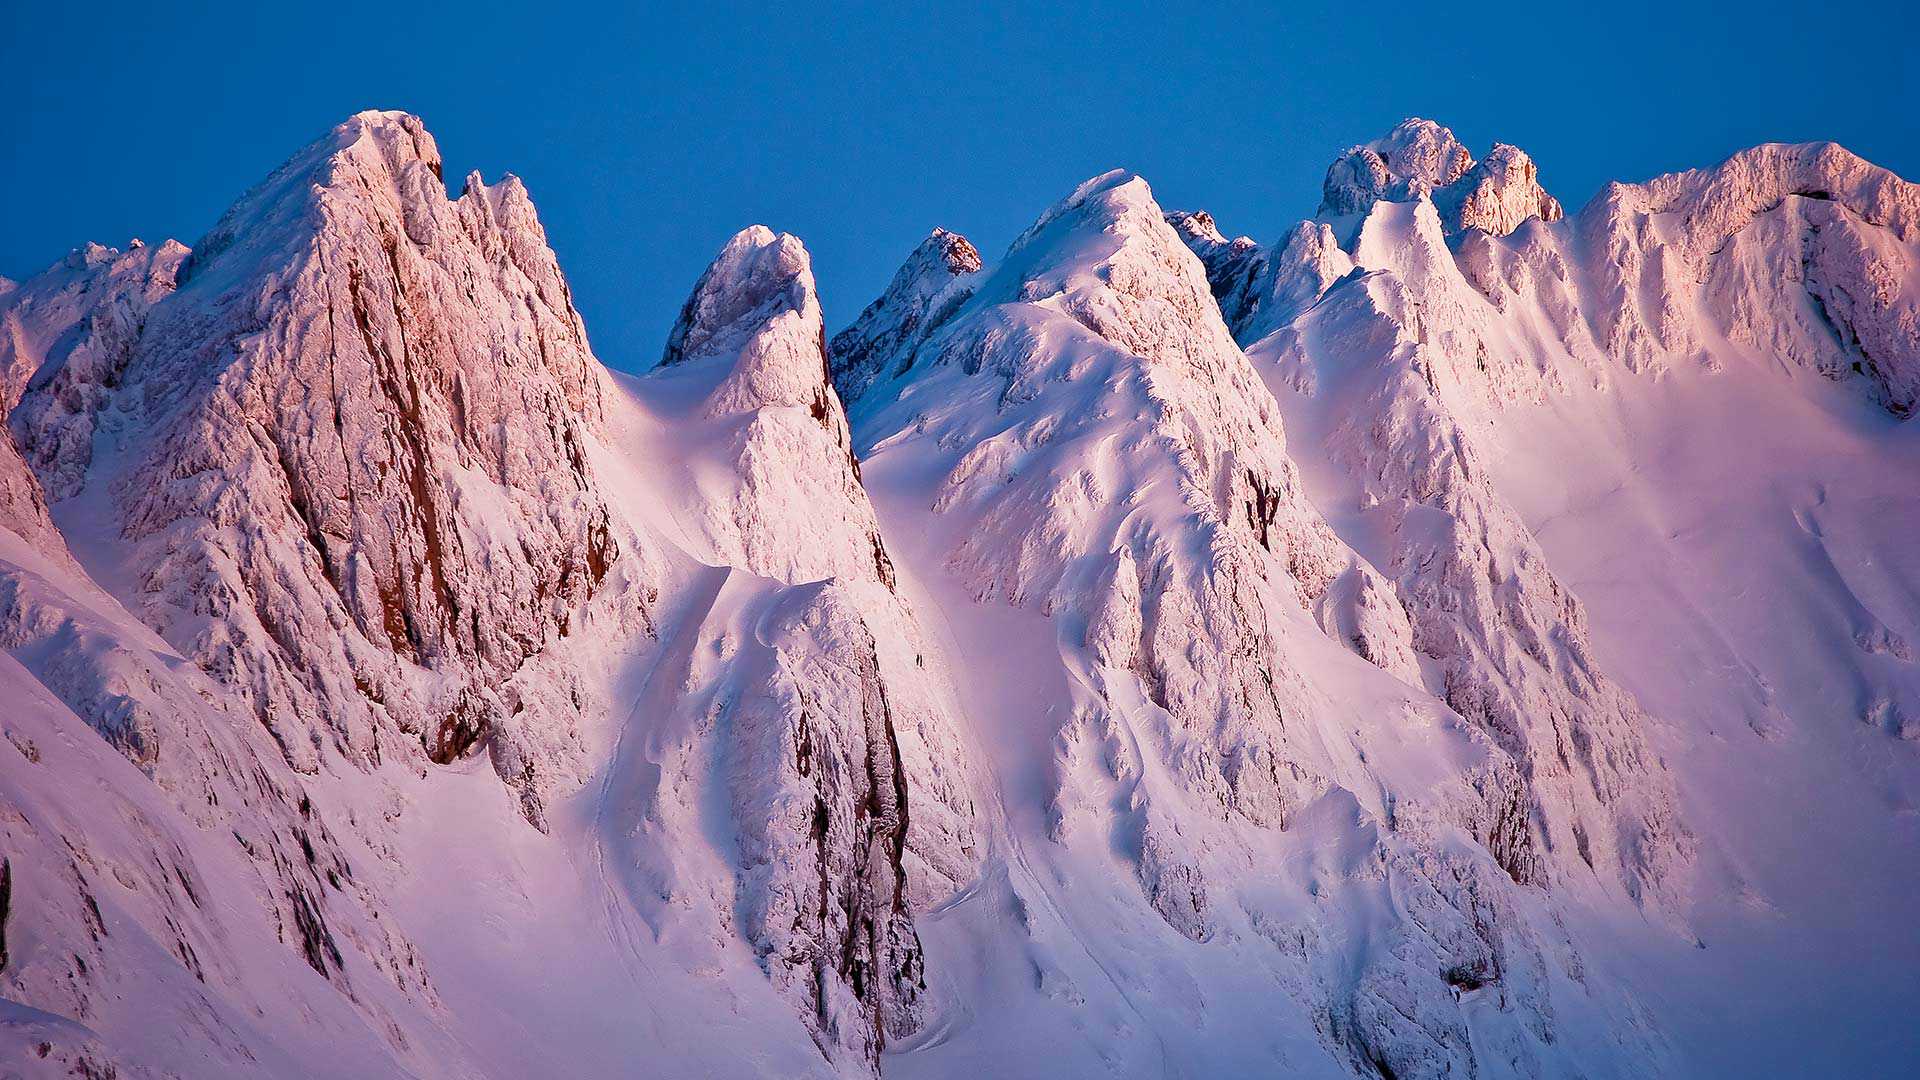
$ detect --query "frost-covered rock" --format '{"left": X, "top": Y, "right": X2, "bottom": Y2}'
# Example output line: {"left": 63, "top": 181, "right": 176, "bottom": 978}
{"left": 0, "top": 527, "right": 446, "bottom": 1079}
{"left": 1320, "top": 118, "right": 1475, "bottom": 218}
{"left": 1437, "top": 143, "right": 1565, "bottom": 237}
{"left": 612, "top": 225, "right": 982, "bottom": 1070}
{"left": 1255, "top": 255, "right": 1690, "bottom": 906}
{"left": 1579, "top": 141, "right": 1920, "bottom": 407}
{"left": 840, "top": 168, "right": 1629, "bottom": 1074}
{"left": 829, "top": 228, "right": 981, "bottom": 406}
{"left": 6, "top": 108, "right": 1918, "bottom": 1080}
{"left": 1, "top": 239, "right": 187, "bottom": 502}
{"left": 5, "top": 113, "right": 631, "bottom": 826}
{"left": 1320, "top": 119, "right": 1562, "bottom": 239}
{"left": 1162, "top": 210, "right": 1265, "bottom": 327}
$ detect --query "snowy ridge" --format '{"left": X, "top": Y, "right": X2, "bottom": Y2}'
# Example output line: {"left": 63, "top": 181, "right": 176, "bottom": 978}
{"left": 840, "top": 169, "right": 1664, "bottom": 1077}
{"left": 1, "top": 110, "right": 1917, "bottom": 1079}
{"left": 829, "top": 229, "right": 982, "bottom": 406}
{"left": 594, "top": 225, "right": 981, "bottom": 1069}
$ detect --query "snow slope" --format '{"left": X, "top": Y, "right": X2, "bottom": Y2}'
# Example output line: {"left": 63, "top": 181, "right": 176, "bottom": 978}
{"left": 2, "top": 110, "right": 1916, "bottom": 1078}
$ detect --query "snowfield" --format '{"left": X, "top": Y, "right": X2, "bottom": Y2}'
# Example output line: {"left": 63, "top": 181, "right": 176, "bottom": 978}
{"left": 1, "top": 111, "right": 1915, "bottom": 1078}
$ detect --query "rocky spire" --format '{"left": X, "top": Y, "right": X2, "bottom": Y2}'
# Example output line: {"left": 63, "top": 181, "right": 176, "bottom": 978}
{"left": 828, "top": 227, "right": 981, "bottom": 406}
{"left": 1319, "top": 117, "right": 1475, "bottom": 217}
{"left": 1320, "top": 118, "right": 1562, "bottom": 237}
{"left": 1163, "top": 210, "right": 1265, "bottom": 326}
{"left": 3, "top": 112, "right": 625, "bottom": 826}
{"left": 661, "top": 225, "right": 853, "bottom": 422}
{"left": 1437, "top": 142, "right": 1564, "bottom": 235}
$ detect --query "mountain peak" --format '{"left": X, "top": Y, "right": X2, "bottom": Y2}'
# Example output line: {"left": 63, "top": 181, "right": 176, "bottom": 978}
{"left": 1320, "top": 119, "right": 1559, "bottom": 236}
{"left": 1320, "top": 117, "right": 1473, "bottom": 217}
{"left": 662, "top": 225, "right": 854, "bottom": 430}
{"left": 662, "top": 226, "right": 817, "bottom": 369}
{"left": 1437, "top": 141, "right": 1564, "bottom": 235}
{"left": 829, "top": 228, "right": 982, "bottom": 405}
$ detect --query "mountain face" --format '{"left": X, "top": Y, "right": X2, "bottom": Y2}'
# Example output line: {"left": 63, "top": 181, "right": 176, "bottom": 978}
{"left": 3, "top": 112, "right": 1917, "bottom": 1080}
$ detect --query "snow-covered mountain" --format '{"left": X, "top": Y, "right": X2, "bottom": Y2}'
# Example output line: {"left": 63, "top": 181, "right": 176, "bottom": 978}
{"left": 1, "top": 111, "right": 1915, "bottom": 1079}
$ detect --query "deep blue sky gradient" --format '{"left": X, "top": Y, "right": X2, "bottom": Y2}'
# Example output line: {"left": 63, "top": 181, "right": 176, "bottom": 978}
{"left": 5, "top": 1, "right": 1916, "bottom": 371}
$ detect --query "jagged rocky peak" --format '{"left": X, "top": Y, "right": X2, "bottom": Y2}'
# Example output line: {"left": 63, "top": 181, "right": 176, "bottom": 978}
{"left": 1438, "top": 142, "right": 1564, "bottom": 236}
{"left": 1, "top": 237, "right": 187, "bottom": 413}
{"left": 1320, "top": 117, "right": 1474, "bottom": 216}
{"left": 1, "top": 110, "right": 627, "bottom": 825}
{"left": 655, "top": 223, "right": 906, "bottom": 589}
{"left": 1163, "top": 208, "right": 1256, "bottom": 257}
{"left": 1595, "top": 139, "right": 1920, "bottom": 267}
{"left": 663, "top": 225, "right": 850, "bottom": 421}
{"left": 987, "top": 169, "right": 1265, "bottom": 378}
{"left": 1321, "top": 118, "right": 1560, "bottom": 237}
{"left": 1162, "top": 209, "right": 1265, "bottom": 323}
{"left": 829, "top": 227, "right": 981, "bottom": 406}
{"left": 1537, "top": 139, "right": 1920, "bottom": 409}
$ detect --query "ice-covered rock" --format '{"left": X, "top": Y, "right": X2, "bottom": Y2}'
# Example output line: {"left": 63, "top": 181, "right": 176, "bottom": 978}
{"left": 1320, "top": 119, "right": 1562, "bottom": 239}
{"left": 840, "top": 168, "right": 1642, "bottom": 1076}
{"left": 6, "top": 108, "right": 1918, "bottom": 1080}
{"left": 829, "top": 228, "right": 981, "bottom": 407}
{"left": 1320, "top": 118, "right": 1475, "bottom": 218}
{"left": 1162, "top": 210, "right": 1265, "bottom": 327}
{"left": 5, "top": 113, "right": 631, "bottom": 827}
{"left": 607, "top": 225, "right": 982, "bottom": 1070}
{"left": 1437, "top": 142, "right": 1565, "bottom": 237}
{"left": 1, "top": 239, "right": 187, "bottom": 500}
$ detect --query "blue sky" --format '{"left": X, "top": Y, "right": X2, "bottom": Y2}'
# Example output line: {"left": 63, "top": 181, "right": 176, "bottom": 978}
{"left": 5, "top": 1, "right": 1915, "bottom": 372}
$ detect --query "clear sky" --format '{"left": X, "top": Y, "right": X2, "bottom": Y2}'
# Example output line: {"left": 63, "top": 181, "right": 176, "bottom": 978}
{"left": 5, "top": 1, "right": 1915, "bottom": 372}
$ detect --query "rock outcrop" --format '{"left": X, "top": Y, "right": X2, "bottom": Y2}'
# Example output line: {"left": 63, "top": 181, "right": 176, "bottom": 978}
{"left": 623, "top": 226, "right": 981, "bottom": 1070}
{"left": 6, "top": 113, "right": 628, "bottom": 827}
{"left": 828, "top": 228, "right": 981, "bottom": 407}
{"left": 1320, "top": 118, "right": 1563, "bottom": 238}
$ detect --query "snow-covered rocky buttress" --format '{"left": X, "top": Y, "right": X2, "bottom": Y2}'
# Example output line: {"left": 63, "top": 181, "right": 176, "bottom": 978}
{"left": 3, "top": 111, "right": 1917, "bottom": 1079}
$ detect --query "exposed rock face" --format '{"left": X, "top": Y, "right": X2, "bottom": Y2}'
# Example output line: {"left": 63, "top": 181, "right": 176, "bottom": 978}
{"left": 709, "top": 583, "right": 926, "bottom": 1067}
{"left": 0, "top": 435, "right": 57, "bottom": 551}
{"left": 1, "top": 240, "right": 187, "bottom": 525}
{"left": 1437, "top": 143, "right": 1565, "bottom": 237}
{"left": 1173, "top": 214, "right": 1358, "bottom": 344}
{"left": 625, "top": 226, "right": 981, "bottom": 1070}
{"left": 1162, "top": 210, "right": 1265, "bottom": 327}
{"left": 6, "top": 112, "right": 627, "bottom": 825}
{"left": 828, "top": 228, "right": 981, "bottom": 407}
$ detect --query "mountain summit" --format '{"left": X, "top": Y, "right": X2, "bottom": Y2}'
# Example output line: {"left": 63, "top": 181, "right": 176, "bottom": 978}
{"left": 1, "top": 111, "right": 1916, "bottom": 1080}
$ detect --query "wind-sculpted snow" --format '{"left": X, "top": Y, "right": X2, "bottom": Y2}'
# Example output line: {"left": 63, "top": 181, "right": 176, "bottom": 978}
{"left": 842, "top": 168, "right": 1657, "bottom": 1077}
{"left": 1174, "top": 120, "right": 1920, "bottom": 1076}
{"left": 591, "top": 225, "right": 980, "bottom": 1070}
{"left": 5, "top": 108, "right": 1919, "bottom": 1079}
{"left": 1253, "top": 240, "right": 1690, "bottom": 908}
{"left": 1573, "top": 141, "right": 1920, "bottom": 411}
{"left": 0, "top": 529, "right": 452, "bottom": 1079}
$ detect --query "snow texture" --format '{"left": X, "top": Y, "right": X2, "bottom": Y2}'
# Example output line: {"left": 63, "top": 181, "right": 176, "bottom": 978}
{"left": 2, "top": 110, "right": 1917, "bottom": 1080}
